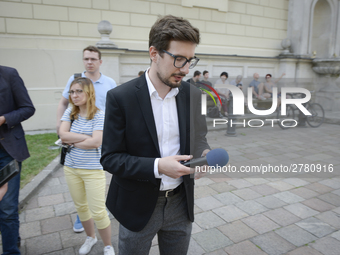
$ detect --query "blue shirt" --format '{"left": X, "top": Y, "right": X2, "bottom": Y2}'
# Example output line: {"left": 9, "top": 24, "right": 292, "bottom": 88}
{"left": 62, "top": 72, "right": 116, "bottom": 112}
{"left": 249, "top": 79, "right": 261, "bottom": 93}
{"left": 61, "top": 108, "right": 104, "bottom": 170}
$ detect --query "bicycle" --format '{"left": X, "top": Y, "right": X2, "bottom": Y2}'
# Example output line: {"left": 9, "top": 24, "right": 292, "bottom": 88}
{"left": 277, "top": 91, "right": 325, "bottom": 129}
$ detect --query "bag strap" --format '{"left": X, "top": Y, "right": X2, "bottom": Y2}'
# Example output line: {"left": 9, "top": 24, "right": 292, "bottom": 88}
{"left": 74, "top": 73, "right": 82, "bottom": 79}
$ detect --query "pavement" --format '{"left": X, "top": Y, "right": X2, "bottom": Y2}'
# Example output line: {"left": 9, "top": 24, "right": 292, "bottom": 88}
{"left": 1, "top": 112, "right": 340, "bottom": 255}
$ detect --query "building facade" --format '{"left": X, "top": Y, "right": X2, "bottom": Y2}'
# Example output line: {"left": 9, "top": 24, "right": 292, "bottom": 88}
{"left": 0, "top": 0, "right": 339, "bottom": 130}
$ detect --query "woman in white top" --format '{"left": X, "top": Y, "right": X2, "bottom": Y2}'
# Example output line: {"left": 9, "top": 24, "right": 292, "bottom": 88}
{"left": 59, "top": 77, "right": 115, "bottom": 255}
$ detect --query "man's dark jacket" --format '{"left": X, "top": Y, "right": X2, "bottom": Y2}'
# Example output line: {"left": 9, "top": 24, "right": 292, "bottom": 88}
{"left": 0, "top": 66, "right": 35, "bottom": 162}
{"left": 101, "top": 73, "right": 210, "bottom": 232}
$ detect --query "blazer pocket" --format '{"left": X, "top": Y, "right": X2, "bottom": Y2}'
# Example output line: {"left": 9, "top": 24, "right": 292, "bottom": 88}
{"left": 13, "top": 126, "right": 24, "bottom": 139}
{"left": 113, "top": 176, "right": 138, "bottom": 192}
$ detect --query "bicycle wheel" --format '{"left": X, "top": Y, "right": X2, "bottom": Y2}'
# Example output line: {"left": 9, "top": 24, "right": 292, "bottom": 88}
{"left": 306, "top": 103, "right": 324, "bottom": 127}
{"left": 277, "top": 105, "right": 297, "bottom": 129}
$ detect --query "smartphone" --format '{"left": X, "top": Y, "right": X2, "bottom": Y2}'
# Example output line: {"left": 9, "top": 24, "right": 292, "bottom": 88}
{"left": 0, "top": 160, "right": 19, "bottom": 187}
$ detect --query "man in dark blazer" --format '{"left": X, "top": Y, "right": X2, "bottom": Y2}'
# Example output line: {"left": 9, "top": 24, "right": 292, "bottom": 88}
{"left": 0, "top": 65, "right": 35, "bottom": 255}
{"left": 101, "top": 15, "right": 210, "bottom": 255}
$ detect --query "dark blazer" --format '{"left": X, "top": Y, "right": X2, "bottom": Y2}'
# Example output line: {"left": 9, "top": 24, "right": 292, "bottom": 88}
{"left": 101, "top": 73, "right": 210, "bottom": 232}
{"left": 0, "top": 66, "right": 35, "bottom": 162}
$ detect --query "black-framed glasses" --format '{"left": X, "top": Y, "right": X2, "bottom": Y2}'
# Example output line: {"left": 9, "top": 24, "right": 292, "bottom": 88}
{"left": 162, "top": 50, "right": 199, "bottom": 69}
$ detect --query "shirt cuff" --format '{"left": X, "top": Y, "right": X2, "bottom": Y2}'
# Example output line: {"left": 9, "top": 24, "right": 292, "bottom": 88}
{"left": 154, "top": 158, "right": 162, "bottom": 179}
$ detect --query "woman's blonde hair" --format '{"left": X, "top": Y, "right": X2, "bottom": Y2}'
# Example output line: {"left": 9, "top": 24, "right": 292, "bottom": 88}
{"left": 68, "top": 77, "right": 99, "bottom": 120}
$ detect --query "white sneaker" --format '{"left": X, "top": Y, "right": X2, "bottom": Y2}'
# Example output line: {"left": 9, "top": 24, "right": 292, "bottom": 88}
{"left": 259, "top": 95, "right": 266, "bottom": 100}
{"left": 79, "top": 236, "right": 97, "bottom": 255}
{"left": 104, "top": 245, "right": 115, "bottom": 255}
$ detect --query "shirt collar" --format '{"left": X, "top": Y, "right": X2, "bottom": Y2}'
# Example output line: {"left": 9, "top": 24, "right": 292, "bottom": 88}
{"left": 83, "top": 71, "right": 103, "bottom": 84}
{"left": 145, "top": 68, "right": 179, "bottom": 99}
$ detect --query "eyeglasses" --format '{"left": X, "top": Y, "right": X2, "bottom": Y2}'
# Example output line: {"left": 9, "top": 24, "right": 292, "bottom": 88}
{"left": 83, "top": 58, "right": 99, "bottom": 62}
{"left": 68, "top": 89, "right": 84, "bottom": 95}
{"left": 162, "top": 50, "right": 199, "bottom": 69}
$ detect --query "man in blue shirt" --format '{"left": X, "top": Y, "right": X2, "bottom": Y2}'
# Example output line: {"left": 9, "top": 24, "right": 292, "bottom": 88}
{"left": 56, "top": 46, "right": 117, "bottom": 135}
{"left": 56, "top": 46, "right": 116, "bottom": 233}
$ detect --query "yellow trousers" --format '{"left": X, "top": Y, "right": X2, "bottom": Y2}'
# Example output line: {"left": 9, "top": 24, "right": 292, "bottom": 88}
{"left": 64, "top": 166, "right": 110, "bottom": 230}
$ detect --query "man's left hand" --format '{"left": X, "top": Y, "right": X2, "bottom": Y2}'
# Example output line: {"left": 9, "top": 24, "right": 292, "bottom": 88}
{"left": 0, "top": 116, "right": 5, "bottom": 126}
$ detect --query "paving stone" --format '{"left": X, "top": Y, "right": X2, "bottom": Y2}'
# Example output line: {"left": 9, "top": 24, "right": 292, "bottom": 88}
{"left": 191, "top": 222, "right": 203, "bottom": 234}
{"left": 41, "top": 215, "right": 72, "bottom": 234}
{"left": 319, "top": 179, "right": 340, "bottom": 189}
{"left": 311, "top": 237, "right": 340, "bottom": 255}
{"left": 195, "top": 178, "right": 215, "bottom": 186}
{"left": 251, "top": 232, "right": 295, "bottom": 255}
{"left": 213, "top": 192, "right": 244, "bottom": 205}
{"left": 255, "top": 195, "right": 287, "bottom": 209}
{"left": 213, "top": 205, "right": 248, "bottom": 223}
{"left": 332, "top": 189, "right": 340, "bottom": 197}
{"left": 194, "top": 204, "right": 204, "bottom": 214}
{"left": 192, "top": 229, "right": 233, "bottom": 252}
{"left": 46, "top": 177, "right": 61, "bottom": 186}
{"left": 209, "top": 182, "right": 236, "bottom": 193}
{"left": 331, "top": 230, "right": 340, "bottom": 241}
{"left": 20, "top": 221, "right": 41, "bottom": 239}
{"left": 249, "top": 184, "right": 279, "bottom": 196}
{"left": 205, "top": 248, "right": 228, "bottom": 255}
{"left": 187, "top": 237, "right": 206, "bottom": 255}
{"left": 217, "top": 221, "right": 257, "bottom": 243}
{"left": 315, "top": 211, "right": 340, "bottom": 228}
{"left": 195, "top": 211, "right": 226, "bottom": 230}
{"left": 54, "top": 202, "right": 77, "bottom": 216}
{"left": 275, "top": 224, "right": 317, "bottom": 246}
{"left": 26, "top": 233, "right": 62, "bottom": 255}
{"left": 296, "top": 217, "right": 336, "bottom": 238}
{"left": 286, "top": 246, "right": 323, "bottom": 255}
{"left": 38, "top": 194, "right": 65, "bottom": 207}
{"left": 318, "top": 193, "right": 340, "bottom": 206}
{"left": 224, "top": 240, "right": 267, "bottom": 255}
{"left": 232, "top": 188, "right": 262, "bottom": 200}
{"left": 234, "top": 200, "right": 268, "bottom": 216}
{"left": 19, "top": 211, "right": 25, "bottom": 224}
{"left": 290, "top": 187, "right": 320, "bottom": 199}
{"left": 242, "top": 214, "right": 281, "bottom": 235}
{"left": 244, "top": 178, "right": 269, "bottom": 185}
{"left": 195, "top": 196, "right": 224, "bottom": 211}
{"left": 194, "top": 186, "right": 218, "bottom": 199}
{"left": 24, "top": 196, "right": 39, "bottom": 210}
{"left": 25, "top": 206, "right": 55, "bottom": 222}
{"left": 273, "top": 191, "right": 305, "bottom": 204}
{"left": 283, "top": 178, "right": 310, "bottom": 187}
{"left": 302, "top": 198, "right": 336, "bottom": 212}
{"left": 63, "top": 192, "right": 73, "bottom": 202}
{"left": 305, "top": 183, "right": 334, "bottom": 194}
{"left": 44, "top": 247, "right": 76, "bottom": 255}
{"left": 263, "top": 208, "right": 301, "bottom": 226}
{"left": 267, "top": 181, "right": 295, "bottom": 191}
{"left": 59, "top": 229, "right": 87, "bottom": 249}
{"left": 227, "top": 179, "right": 253, "bottom": 189}
{"left": 284, "top": 203, "right": 319, "bottom": 219}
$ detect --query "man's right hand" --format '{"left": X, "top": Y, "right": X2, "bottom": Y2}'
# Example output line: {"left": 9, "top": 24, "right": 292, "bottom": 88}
{"left": 158, "top": 155, "right": 193, "bottom": 179}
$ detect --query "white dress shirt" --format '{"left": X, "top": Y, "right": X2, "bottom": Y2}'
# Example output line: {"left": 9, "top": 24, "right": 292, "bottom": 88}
{"left": 145, "top": 69, "right": 183, "bottom": 191}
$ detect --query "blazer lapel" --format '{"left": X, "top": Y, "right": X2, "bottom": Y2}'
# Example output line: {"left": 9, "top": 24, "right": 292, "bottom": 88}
{"left": 135, "top": 78, "right": 161, "bottom": 156}
{"left": 176, "top": 86, "right": 186, "bottom": 155}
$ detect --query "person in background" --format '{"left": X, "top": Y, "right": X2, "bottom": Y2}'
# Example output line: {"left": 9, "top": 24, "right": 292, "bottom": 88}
{"left": 214, "top": 72, "right": 230, "bottom": 117}
{"left": 0, "top": 65, "right": 35, "bottom": 255}
{"left": 229, "top": 75, "right": 243, "bottom": 86}
{"left": 186, "top": 70, "right": 202, "bottom": 88}
{"left": 201, "top": 70, "right": 213, "bottom": 88}
{"left": 138, "top": 70, "right": 145, "bottom": 77}
{"left": 259, "top": 73, "right": 285, "bottom": 99}
{"left": 56, "top": 45, "right": 116, "bottom": 233}
{"left": 248, "top": 73, "right": 266, "bottom": 100}
{"left": 59, "top": 77, "right": 115, "bottom": 255}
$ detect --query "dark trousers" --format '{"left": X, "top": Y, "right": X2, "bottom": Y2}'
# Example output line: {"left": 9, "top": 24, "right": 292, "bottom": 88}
{"left": 118, "top": 188, "right": 192, "bottom": 255}
{"left": 0, "top": 146, "right": 21, "bottom": 255}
